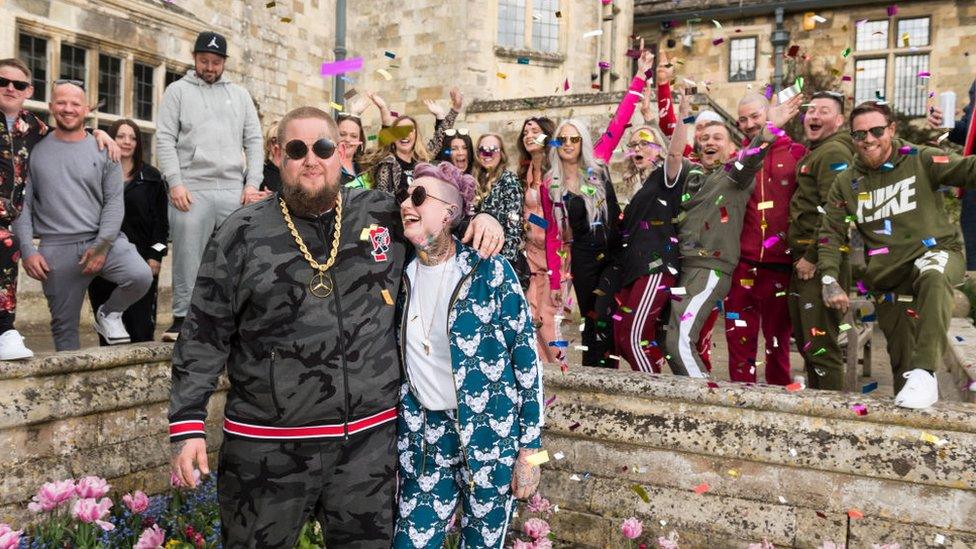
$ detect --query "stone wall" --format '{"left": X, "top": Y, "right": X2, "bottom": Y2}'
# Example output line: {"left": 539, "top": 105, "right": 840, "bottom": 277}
{"left": 538, "top": 363, "right": 976, "bottom": 547}
{"left": 632, "top": 0, "right": 976, "bottom": 121}
{"left": 0, "top": 343, "right": 225, "bottom": 527}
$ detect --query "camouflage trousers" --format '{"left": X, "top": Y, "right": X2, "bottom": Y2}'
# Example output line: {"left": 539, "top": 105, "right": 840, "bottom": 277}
{"left": 217, "top": 422, "right": 396, "bottom": 548}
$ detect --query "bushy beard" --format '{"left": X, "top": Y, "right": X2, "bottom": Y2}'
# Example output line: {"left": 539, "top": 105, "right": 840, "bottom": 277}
{"left": 281, "top": 175, "right": 339, "bottom": 217}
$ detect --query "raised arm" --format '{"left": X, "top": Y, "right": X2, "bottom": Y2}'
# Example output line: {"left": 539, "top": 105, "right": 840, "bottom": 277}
{"left": 594, "top": 43, "right": 654, "bottom": 164}
{"left": 426, "top": 87, "right": 461, "bottom": 156}
{"left": 665, "top": 89, "right": 689, "bottom": 183}
{"left": 656, "top": 49, "right": 678, "bottom": 137}
{"left": 367, "top": 92, "right": 394, "bottom": 127}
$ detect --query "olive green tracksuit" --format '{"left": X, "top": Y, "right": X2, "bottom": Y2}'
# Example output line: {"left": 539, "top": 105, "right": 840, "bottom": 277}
{"left": 788, "top": 131, "right": 855, "bottom": 389}
{"left": 818, "top": 139, "right": 975, "bottom": 391}
{"left": 665, "top": 128, "right": 775, "bottom": 378}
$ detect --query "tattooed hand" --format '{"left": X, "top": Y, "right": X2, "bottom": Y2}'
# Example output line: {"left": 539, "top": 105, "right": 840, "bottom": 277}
{"left": 170, "top": 438, "right": 209, "bottom": 489}
{"left": 822, "top": 280, "right": 849, "bottom": 313}
{"left": 511, "top": 449, "right": 541, "bottom": 499}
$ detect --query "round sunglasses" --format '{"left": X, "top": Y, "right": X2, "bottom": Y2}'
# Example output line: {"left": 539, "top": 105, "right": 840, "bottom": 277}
{"left": 395, "top": 185, "right": 452, "bottom": 208}
{"left": 850, "top": 126, "right": 888, "bottom": 142}
{"left": 284, "top": 138, "right": 336, "bottom": 160}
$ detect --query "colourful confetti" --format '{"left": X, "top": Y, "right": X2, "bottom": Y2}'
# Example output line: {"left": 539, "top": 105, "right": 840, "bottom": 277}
{"left": 320, "top": 57, "right": 364, "bottom": 76}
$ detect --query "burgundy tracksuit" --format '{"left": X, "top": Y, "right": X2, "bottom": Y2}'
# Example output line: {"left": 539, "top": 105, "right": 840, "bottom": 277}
{"left": 725, "top": 135, "right": 806, "bottom": 385}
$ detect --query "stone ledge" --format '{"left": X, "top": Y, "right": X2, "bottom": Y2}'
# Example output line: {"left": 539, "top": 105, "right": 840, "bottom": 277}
{"left": 494, "top": 45, "right": 566, "bottom": 68}
{"left": 0, "top": 342, "right": 174, "bottom": 380}
{"left": 543, "top": 364, "right": 975, "bottom": 433}
{"left": 946, "top": 317, "right": 976, "bottom": 404}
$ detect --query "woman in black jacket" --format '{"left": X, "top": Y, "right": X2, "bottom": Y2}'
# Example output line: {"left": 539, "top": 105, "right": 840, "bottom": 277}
{"left": 88, "top": 119, "right": 169, "bottom": 343}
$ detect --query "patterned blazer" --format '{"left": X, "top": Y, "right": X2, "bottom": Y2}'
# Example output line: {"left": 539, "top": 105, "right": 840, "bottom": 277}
{"left": 396, "top": 241, "right": 544, "bottom": 475}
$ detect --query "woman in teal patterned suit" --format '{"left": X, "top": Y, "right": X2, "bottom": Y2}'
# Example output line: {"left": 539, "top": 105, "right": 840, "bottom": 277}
{"left": 393, "top": 161, "right": 544, "bottom": 549}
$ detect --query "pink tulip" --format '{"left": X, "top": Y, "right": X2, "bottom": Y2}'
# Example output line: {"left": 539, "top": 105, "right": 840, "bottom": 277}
{"left": 526, "top": 493, "right": 553, "bottom": 514}
{"left": 27, "top": 479, "right": 77, "bottom": 512}
{"left": 0, "top": 524, "right": 23, "bottom": 549}
{"left": 522, "top": 518, "right": 551, "bottom": 540}
{"left": 657, "top": 535, "right": 679, "bottom": 549}
{"left": 123, "top": 491, "right": 150, "bottom": 514}
{"left": 134, "top": 524, "right": 166, "bottom": 549}
{"left": 621, "top": 517, "right": 643, "bottom": 540}
{"left": 72, "top": 497, "right": 115, "bottom": 531}
{"left": 75, "top": 476, "right": 111, "bottom": 498}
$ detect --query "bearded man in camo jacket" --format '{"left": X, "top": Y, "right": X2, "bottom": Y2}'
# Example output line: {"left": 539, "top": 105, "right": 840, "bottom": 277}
{"left": 167, "top": 106, "right": 505, "bottom": 548}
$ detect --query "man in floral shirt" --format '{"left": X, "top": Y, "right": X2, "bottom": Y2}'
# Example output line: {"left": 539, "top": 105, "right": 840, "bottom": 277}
{"left": 0, "top": 58, "right": 118, "bottom": 359}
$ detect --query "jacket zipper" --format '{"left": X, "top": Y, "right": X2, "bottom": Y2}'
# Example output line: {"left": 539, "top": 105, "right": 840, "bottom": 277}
{"left": 758, "top": 157, "right": 767, "bottom": 263}
{"left": 446, "top": 257, "right": 481, "bottom": 487}
{"left": 269, "top": 349, "right": 282, "bottom": 417}
{"left": 314, "top": 214, "right": 351, "bottom": 439}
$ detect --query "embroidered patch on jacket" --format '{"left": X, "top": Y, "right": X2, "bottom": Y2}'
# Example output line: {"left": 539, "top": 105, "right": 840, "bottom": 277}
{"left": 369, "top": 225, "right": 391, "bottom": 262}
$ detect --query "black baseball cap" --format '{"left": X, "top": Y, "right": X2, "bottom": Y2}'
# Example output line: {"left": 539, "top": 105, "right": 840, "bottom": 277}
{"left": 193, "top": 31, "right": 228, "bottom": 58}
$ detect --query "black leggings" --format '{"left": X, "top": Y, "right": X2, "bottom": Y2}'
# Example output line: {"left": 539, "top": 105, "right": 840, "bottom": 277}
{"left": 571, "top": 244, "right": 614, "bottom": 367}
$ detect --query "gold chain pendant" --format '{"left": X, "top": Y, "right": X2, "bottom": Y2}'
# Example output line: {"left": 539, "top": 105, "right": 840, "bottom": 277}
{"left": 309, "top": 271, "right": 333, "bottom": 298}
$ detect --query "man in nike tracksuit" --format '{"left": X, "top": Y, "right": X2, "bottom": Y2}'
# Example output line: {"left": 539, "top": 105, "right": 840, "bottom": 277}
{"left": 788, "top": 92, "right": 856, "bottom": 390}
{"left": 819, "top": 100, "right": 976, "bottom": 408}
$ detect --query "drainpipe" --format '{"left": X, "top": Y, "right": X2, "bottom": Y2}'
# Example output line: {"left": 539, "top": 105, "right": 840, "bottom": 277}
{"left": 333, "top": 0, "right": 347, "bottom": 105}
{"left": 771, "top": 7, "right": 790, "bottom": 92}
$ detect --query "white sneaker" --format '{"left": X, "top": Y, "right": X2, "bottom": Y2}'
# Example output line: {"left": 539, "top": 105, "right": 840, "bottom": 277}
{"left": 0, "top": 329, "right": 33, "bottom": 360}
{"left": 94, "top": 306, "right": 131, "bottom": 345}
{"left": 894, "top": 369, "right": 939, "bottom": 409}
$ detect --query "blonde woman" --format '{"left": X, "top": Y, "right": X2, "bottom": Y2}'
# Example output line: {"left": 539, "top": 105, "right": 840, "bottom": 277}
{"left": 260, "top": 120, "right": 281, "bottom": 193}
{"left": 472, "top": 133, "right": 526, "bottom": 280}
{"left": 622, "top": 125, "right": 666, "bottom": 198}
{"left": 368, "top": 89, "right": 463, "bottom": 194}
{"left": 546, "top": 119, "right": 620, "bottom": 367}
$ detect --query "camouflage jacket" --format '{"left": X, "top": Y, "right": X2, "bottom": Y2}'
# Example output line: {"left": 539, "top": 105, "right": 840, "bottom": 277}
{"left": 168, "top": 187, "right": 407, "bottom": 442}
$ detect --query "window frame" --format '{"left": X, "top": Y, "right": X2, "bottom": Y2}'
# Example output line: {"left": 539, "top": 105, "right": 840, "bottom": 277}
{"left": 496, "top": 0, "right": 562, "bottom": 56}
{"left": 851, "top": 14, "right": 932, "bottom": 118}
{"left": 18, "top": 32, "right": 49, "bottom": 102}
{"left": 727, "top": 36, "right": 758, "bottom": 83}
{"left": 97, "top": 53, "right": 123, "bottom": 115}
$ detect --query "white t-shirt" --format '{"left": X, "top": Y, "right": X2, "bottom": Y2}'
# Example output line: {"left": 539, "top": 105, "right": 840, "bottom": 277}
{"left": 404, "top": 257, "right": 464, "bottom": 410}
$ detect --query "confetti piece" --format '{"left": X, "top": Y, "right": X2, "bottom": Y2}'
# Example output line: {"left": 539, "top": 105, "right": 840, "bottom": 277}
{"left": 377, "top": 124, "right": 415, "bottom": 147}
{"left": 528, "top": 213, "right": 548, "bottom": 229}
{"left": 280, "top": 17, "right": 292, "bottom": 23}
{"left": 830, "top": 162, "right": 849, "bottom": 171}
{"left": 861, "top": 381, "right": 878, "bottom": 394}
{"left": 917, "top": 70, "right": 931, "bottom": 79}
{"left": 496, "top": 72, "right": 507, "bottom": 79}
{"left": 569, "top": 421, "right": 581, "bottom": 431}
{"left": 778, "top": 496, "right": 788, "bottom": 504}
{"left": 841, "top": 47, "right": 852, "bottom": 58}
{"left": 569, "top": 474, "right": 581, "bottom": 481}
{"left": 848, "top": 509, "right": 864, "bottom": 520}
{"left": 712, "top": 38, "right": 725, "bottom": 46}
{"left": 757, "top": 200, "right": 774, "bottom": 210}
{"left": 384, "top": 50, "right": 396, "bottom": 59}
{"left": 380, "top": 289, "right": 393, "bottom": 305}
{"left": 517, "top": 57, "right": 530, "bottom": 65}
{"left": 554, "top": 451, "right": 565, "bottom": 460}
{"left": 582, "top": 29, "right": 604, "bottom": 38}
{"left": 762, "top": 235, "right": 781, "bottom": 248}
{"left": 343, "top": 88, "right": 359, "bottom": 100}
{"left": 693, "top": 482, "right": 710, "bottom": 495}
{"left": 265, "top": 1, "right": 276, "bottom": 6}
{"left": 850, "top": 404, "right": 868, "bottom": 416}
{"left": 839, "top": 323, "right": 852, "bottom": 332}
{"left": 786, "top": 382, "right": 804, "bottom": 393}
{"left": 898, "top": 145, "right": 917, "bottom": 155}
{"left": 329, "top": 102, "right": 343, "bottom": 111}
{"left": 922, "top": 237, "right": 937, "bottom": 248}
{"left": 671, "top": 287, "right": 687, "bottom": 295}
{"left": 867, "top": 247, "right": 889, "bottom": 256}
{"left": 526, "top": 451, "right": 550, "bottom": 466}
{"left": 320, "top": 57, "right": 364, "bottom": 76}
{"left": 376, "top": 68, "right": 392, "bottom": 80}
{"left": 632, "top": 484, "right": 651, "bottom": 503}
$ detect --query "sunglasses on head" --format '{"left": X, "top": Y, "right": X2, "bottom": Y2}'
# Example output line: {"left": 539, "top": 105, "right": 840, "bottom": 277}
{"left": 0, "top": 77, "right": 30, "bottom": 91}
{"left": 444, "top": 128, "right": 470, "bottom": 137}
{"left": 395, "top": 185, "right": 452, "bottom": 208}
{"left": 850, "top": 126, "right": 887, "bottom": 141}
{"left": 54, "top": 78, "right": 85, "bottom": 91}
{"left": 284, "top": 138, "right": 336, "bottom": 160}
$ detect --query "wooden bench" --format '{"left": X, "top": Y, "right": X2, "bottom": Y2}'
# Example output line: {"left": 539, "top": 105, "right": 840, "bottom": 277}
{"left": 841, "top": 298, "right": 874, "bottom": 393}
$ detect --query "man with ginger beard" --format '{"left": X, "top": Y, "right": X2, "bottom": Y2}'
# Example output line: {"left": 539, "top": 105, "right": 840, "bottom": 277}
{"left": 168, "top": 106, "right": 504, "bottom": 547}
{"left": 662, "top": 91, "right": 803, "bottom": 378}
{"left": 787, "top": 91, "right": 855, "bottom": 390}
{"left": 724, "top": 93, "right": 806, "bottom": 386}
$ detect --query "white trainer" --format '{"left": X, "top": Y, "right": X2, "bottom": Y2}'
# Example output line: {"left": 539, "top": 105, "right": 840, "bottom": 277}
{"left": 0, "top": 329, "right": 33, "bottom": 360}
{"left": 94, "top": 306, "right": 131, "bottom": 345}
{"left": 894, "top": 369, "right": 939, "bottom": 409}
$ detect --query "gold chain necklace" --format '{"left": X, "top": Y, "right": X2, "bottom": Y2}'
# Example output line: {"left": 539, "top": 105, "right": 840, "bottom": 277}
{"left": 413, "top": 257, "right": 451, "bottom": 355}
{"left": 280, "top": 193, "right": 342, "bottom": 298}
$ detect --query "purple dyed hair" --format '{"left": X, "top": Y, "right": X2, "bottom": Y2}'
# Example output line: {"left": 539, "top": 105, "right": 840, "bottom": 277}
{"left": 413, "top": 161, "right": 477, "bottom": 217}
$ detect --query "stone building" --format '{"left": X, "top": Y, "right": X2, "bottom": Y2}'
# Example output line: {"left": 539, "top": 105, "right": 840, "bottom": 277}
{"left": 633, "top": 0, "right": 976, "bottom": 124}
{"left": 0, "top": 0, "right": 338, "bottom": 161}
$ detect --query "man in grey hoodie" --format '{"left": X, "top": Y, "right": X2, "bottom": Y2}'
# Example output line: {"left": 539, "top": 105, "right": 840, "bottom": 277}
{"left": 156, "top": 31, "right": 264, "bottom": 341}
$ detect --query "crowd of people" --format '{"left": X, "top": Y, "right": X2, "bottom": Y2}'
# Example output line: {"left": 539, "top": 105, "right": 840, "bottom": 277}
{"left": 0, "top": 25, "right": 974, "bottom": 547}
